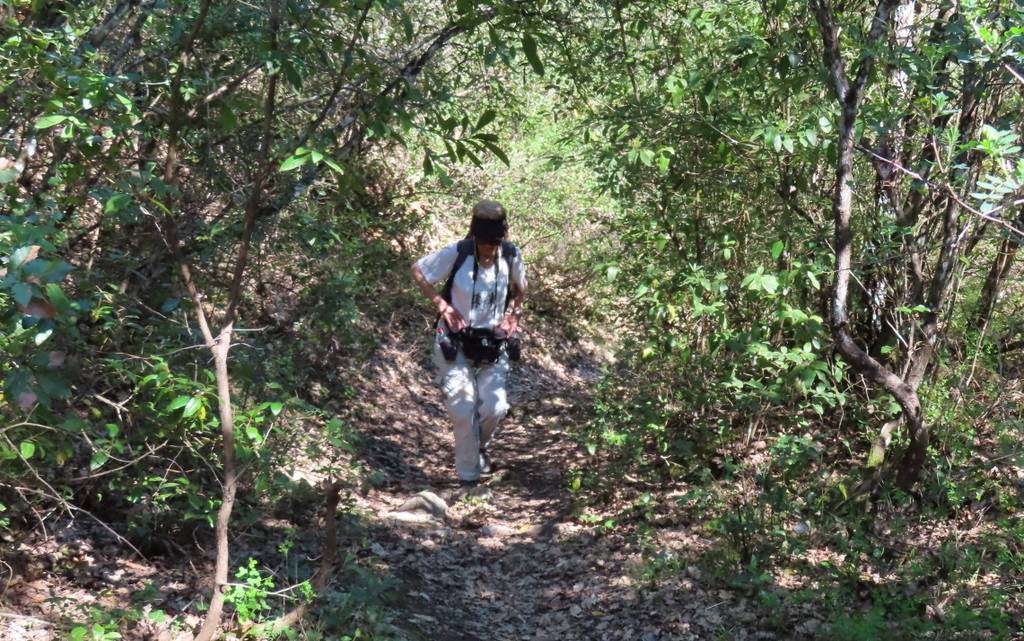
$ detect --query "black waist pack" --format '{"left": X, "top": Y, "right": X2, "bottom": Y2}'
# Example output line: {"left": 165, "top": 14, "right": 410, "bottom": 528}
{"left": 458, "top": 327, "right": 505, "bottom": 364}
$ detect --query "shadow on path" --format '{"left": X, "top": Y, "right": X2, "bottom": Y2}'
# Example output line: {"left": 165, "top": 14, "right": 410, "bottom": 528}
{"left": 340, "top": 325, "right": 779, "bottom": 641}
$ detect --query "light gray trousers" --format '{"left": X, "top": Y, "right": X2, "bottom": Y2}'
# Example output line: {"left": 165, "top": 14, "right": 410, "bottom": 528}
{"left": 433, "top": 341, "right": 510, "bottom": 481}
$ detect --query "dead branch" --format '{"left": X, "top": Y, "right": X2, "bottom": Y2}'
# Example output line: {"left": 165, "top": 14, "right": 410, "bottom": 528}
{"left": 259, "top": 480, "right": 341, "bottom": 635}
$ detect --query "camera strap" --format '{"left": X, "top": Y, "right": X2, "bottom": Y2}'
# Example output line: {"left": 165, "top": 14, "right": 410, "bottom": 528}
{"left": 440, "top": 239, "right": 519, "bottom": 316}
{"left": 469, "top": 248, "right": 500, "bottom": 328}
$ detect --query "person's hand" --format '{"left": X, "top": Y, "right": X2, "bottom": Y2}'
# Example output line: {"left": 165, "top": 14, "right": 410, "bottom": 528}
{"left": 498, "top": 312, "right": 519, "bottom": 336}
{"left": 440, "top": 301, "right": 467, "bottom": 332}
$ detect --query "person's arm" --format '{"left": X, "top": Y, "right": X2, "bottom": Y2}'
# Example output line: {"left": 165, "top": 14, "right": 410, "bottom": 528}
{"left": 411, "top": 262, "right": 467, "bottom": 332}
{"left": 499, "top": 286, "right": 526, "bottom": 335}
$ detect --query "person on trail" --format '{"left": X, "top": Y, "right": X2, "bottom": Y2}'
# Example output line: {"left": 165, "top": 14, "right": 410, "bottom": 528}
{"left": 411, "top": 200, "right": 527, "bottom": 491}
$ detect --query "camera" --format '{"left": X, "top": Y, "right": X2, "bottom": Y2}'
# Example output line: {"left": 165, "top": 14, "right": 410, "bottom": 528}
{"left": 506, "top": 333, "right": 522, "bottom": 361}
{"left": 493, "top": 329, "right": 521, "bottom": 361}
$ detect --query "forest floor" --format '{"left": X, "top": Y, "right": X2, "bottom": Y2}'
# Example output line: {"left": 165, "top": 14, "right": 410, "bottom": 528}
{"left": 341, "top": 315, "right": 1023, "bottom": 641}
{"left": 335, "top": 320, "right": 792, "bottom": 641}
{"left": 3, "top": 310, "right": 1021, "bottom": 640}
{"left": 1, "top": 316, "right": 781, "bottom": 641}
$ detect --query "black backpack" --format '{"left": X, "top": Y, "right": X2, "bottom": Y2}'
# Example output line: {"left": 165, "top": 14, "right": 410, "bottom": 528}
{"left": 440, "top": 238, "right": 520, "bottom": 312}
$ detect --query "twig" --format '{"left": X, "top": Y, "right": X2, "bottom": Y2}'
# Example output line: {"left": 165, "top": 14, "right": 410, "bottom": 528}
{"left": 218, "top": 582, "right": 304, "bottom": 599}
{"left": 65, "top": 441, "right": 168, "bottom": 482}
{"left": 855, "top": 144, "right": 1024, "bottom": 239}
{"left": 259, "top": 480, "right": 341, "bottom": 634}
{"left": 0, "top": 482, "right": 144, "bottom": 559}
{"left": 0, "top": 421, "right": 59, "bottom": 435}
{"left": 970, "top": 18, "right": 1024, "bottom": 86}
{"left": 884, "top": 317, "right": 910, "bottom": 349}
{"left": 94, "top": 393, "right": 133, "bottom": 420}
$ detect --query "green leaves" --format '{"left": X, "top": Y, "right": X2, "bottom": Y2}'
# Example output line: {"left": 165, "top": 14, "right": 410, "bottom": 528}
{"left": 0, "top": 163, "right": 18, "bottom": 184}
{"left": 771, "top": 240, "right": 785, "bottom": 261}
{"left": 166, "top": 396, "right": 190, "bottom": 411}
{"left": 11, "top": 282, "right": 32, "bottom": 306}
{"left": 279, "top": 152, "right": 309, "bottom": 172}
{"left": 480, "top": 140, "right": 510, "bottom": 166}
{"left": 19, "top": 441, "right": 36, "bottom": 459}
{"left": 897, "top": 304, "right": 930, "bottom": 314}
{"left": 522, "top": 33, "right": 544, "bottom": 76}
{"left": 90, "top": 450, "right": 109, "bottom": 471}
{"left": 167, "top": 395, "right": 203, "bottom": 418}
{"left": 474, "top": 109, "right": 497, "bottom": 131}
{"left": 34, "top": 114, "right": 68, "bottom": 129}
{"left": 279, "top": 147, "right": 344, "bottom": 174}
{"left": 104, "top": 193, "right": 132, "bottom": 215}
{"left": 742, "top": 267, "right": 779, "bottom": 295}
{"left": 9, "top": 245, "right": 40, "bottom": 271}
{"left": 182, "top": 397, "right": 202, "bottom": 418}
{"left": 759, "top": 274, "right": 779, "bottom": 294}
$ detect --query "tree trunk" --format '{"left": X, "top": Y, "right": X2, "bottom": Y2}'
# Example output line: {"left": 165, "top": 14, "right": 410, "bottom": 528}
{"left": 975, "top": 210, "right": 1023, "bottom": 329}
{"left": 893, "top": 59, "right": 986, "bottom": 485}
{"left": 192, "top": 3, "right": 279, "bottom": 638}
{"left": 193, "top": 326, "right": 238, "bottom": 641}
{"left": 812, "top": 0, "right": 930, "bottom": 492}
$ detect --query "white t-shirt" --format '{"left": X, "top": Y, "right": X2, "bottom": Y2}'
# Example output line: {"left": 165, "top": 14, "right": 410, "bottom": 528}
{"left": 416, "top": 241, "right": 527, "bottom": 329}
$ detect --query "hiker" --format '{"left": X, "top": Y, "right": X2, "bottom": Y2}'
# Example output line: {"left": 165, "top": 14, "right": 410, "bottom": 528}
{"left": 411, "top": 200, "right": 527, "bottom": 489}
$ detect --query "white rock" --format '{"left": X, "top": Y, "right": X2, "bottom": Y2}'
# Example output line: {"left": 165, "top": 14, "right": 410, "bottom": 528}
{"left": 480, "top": 524, "right": 515, "bottom": 537}
{"left": 463, "top": 485, "right": 492, "bottom": 501}
{"left": 385, "top": 511, "right": 437, "bottom": 526}
{"left": 397, "top": 491, "right": 448, "bottom": 519}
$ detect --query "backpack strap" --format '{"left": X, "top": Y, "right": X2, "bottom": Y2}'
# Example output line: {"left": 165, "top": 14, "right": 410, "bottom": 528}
{"left": 438, "top": 239, "right": 519, "bottom": 321}
{"left": 502, "top": 241, "right": 519, "bottom": 311}
{"left": 441, "top": 238, "right": 476, "bottom": 305}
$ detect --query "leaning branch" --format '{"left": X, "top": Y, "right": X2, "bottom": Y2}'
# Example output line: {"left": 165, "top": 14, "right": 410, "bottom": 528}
{"left": 811, "top": 0, "right": 849, "bottom": 102}
{"left": 855, "top": 144, "right": 1024, "bottom": 241}
{"left": 813, "top": 0, "right": 925, "bottom": 491}
{"left": 258, "top": 480, "right": 341, "bottom": 634}
{"left": 271, "top": 11, "right": 497, "bottom": 218}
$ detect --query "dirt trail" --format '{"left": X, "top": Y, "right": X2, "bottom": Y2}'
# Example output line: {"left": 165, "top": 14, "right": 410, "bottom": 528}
{"left": 0, "top": 322, "right": 772, "bottom": 641}
{"left": 346, "top": 329, "right": 756, "bottom": 641}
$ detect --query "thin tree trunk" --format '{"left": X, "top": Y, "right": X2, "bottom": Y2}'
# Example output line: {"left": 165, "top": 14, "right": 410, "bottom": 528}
{"left": 192, "top": 3, "right": 280, "bottom": 638}
{"left": 895, "top": 60, "right": 986, "bottom": 486}
{"left": 812, "top": 0, "right": 926, "bottom": 493}
{"left": 194, "top": 325, "right": 238, "bottom": 641}
{"left": 262, "top": 480, "right": 341, "bottom": 634}
{"left": 975, "top": 209, "right": 1023, "bottom": 328}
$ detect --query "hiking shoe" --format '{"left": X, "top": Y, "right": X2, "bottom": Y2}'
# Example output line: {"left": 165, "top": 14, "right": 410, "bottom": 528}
{"left": 465, "top": 484, "right": 492, "bottom": 501}
{"left": 480, "top": 449, "right": 493, "bottom": 476}
{"left": 453, "top": 479, "right": 491, "bottom": 501}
